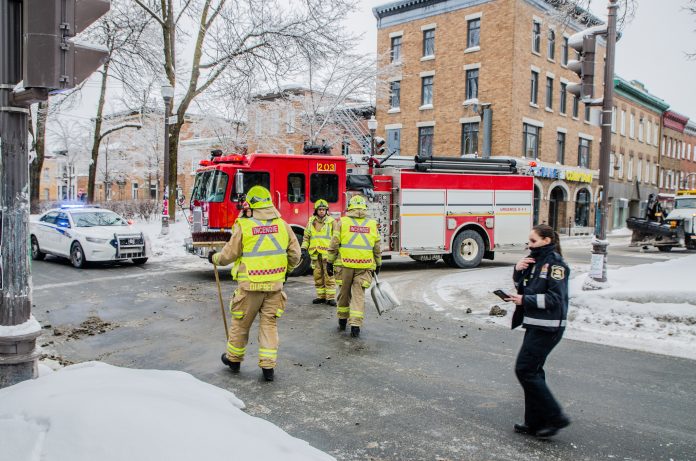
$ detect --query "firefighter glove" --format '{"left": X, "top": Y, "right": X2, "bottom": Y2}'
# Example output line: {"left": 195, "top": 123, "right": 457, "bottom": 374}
{"left": 207, "top": 250, "right": 217, "bottom": 264}
{"left": 375, "top": 265, "right": 381, "bottom": 275}
{"left": 327, "top": 263, "right": 334, "bottom": 277}
{"left": 275, "top": 308, "right": 284, "bottom": 318}
{"left": 302, "top": 248, "right": 310, "bottom": 260}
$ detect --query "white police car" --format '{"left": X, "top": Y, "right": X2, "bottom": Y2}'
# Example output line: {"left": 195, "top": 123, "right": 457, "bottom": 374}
{"left": 30, "top": 205, "right": 152, "bottom": 268}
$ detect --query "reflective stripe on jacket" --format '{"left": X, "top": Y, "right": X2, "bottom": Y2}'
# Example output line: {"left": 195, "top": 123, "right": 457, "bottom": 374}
{"left": 338, "top": 216, "right": 379, "bottom": 269}
{"left": 513, "top": 244, "right": 569, "bottom": 332}
{"left": 234, "top": 217, "right": 290, "bottom": 283}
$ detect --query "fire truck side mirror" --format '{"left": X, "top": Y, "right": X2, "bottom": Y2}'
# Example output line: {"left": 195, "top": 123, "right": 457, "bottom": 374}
{"left": 235, "top": 171, "right": 244, "bottom": 195}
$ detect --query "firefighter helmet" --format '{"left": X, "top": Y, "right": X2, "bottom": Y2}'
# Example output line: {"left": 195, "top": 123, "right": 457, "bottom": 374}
{"left": 246, "top": 186, "right": 273, "bottom": 209}
{"left": 348, "top": 195, "right": 368, "bottom": 210}
{"left": 314, "top": 199, "right": 329, "bottom": 210}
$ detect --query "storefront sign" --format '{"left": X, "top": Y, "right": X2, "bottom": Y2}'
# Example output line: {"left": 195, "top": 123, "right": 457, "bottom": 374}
{"left": 532, "top": 167, "right": 593, "bottom": 183}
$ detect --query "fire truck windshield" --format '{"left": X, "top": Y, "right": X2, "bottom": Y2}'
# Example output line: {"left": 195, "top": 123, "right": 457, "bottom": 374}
{"left": 192, "top": 170, "right": 229, "bottom": 203}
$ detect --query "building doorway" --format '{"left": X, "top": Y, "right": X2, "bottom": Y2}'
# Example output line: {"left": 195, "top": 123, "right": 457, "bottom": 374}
{"left": 548, "top": 186, "right": 567, "bottom": 231}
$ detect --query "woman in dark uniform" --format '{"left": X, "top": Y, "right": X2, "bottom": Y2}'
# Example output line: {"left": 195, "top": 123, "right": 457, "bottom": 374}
{"left": 506, "top": 224, "right": 571, "bottom": 438}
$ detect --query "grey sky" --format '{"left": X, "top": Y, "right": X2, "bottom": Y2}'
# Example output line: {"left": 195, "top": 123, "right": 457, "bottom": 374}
{"left": 347, "top": 0, "right": 696, "bottom": 117}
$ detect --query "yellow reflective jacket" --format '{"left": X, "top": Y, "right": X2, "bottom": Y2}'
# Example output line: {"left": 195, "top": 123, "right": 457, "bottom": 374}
{"left": 337, "top": 216, "right": 379, "bottom": 269}
{"left": 302, "top": 216, "right": 335, "bottom": 258}
{"left": 234, "top": 217, "right": 290, "bottom": 282}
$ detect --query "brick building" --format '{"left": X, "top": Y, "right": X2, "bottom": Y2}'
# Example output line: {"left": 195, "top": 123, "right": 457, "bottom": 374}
{"left": 659, "top": 110, "right": 689, "bottom": 194}
{"left": 373, "top": 0, "right": 604, "bottom": 233}
{"left": 607, "top": 77, "right": 668, "bottom": 229}
{"left": 680, "top": 120, "right": 696, "bottom": 190}
{"left": 247, "top": 86, "right": 373, "bottom": 157}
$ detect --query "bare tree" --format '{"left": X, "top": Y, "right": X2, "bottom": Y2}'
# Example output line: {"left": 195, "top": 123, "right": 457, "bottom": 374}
{"left": 133, "top": 0, "right": 356, "bottom": 220}
{"left": 687, "top": 0, "right": 696, "bottom": 59}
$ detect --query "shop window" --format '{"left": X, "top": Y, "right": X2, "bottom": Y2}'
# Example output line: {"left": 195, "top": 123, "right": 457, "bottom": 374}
{"left": 575, "top": 189, "right": 590, "bottom": 227}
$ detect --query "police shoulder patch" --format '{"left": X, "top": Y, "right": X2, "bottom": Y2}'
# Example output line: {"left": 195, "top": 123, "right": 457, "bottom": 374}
{"left": 550, "top": 265, "right": 565, "bottom": 280}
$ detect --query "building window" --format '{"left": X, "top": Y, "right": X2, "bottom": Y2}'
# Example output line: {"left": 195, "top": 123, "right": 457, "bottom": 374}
{"left": 523, "top": 123, "right": 540, "bottom": 159}
{"left": 578, "top": 138, "right": 591, "bottom": 168}
{"left": 620, "top": 110, "right": 626, "bottom": 135}
{"left": 559, "top": 82, "right": 567, "bottom": 114}
{"left": 561, "top": 36, "right": 569, "bottom": 65}
{"left": 556, "top": 131, "right": 566, "bottom": 164}
{"left": 391, "top": 36, "right": 402, "bottom": 63}
{"left": 575, "top": 189, "right": 590, "bottom": 227}
{"left": 584, "top": 104, "right": 590, "bottom": 122}
{"left": 609, "top": 151, "right": 615, "bottom": 178}
{"left": 618, "top": 153, "right": 624, "bottom": 178}
{"left": 530, "top": 70, "right": 539, "bottom": 105}
{"left": 638, "top": 118, "right": 644, "bottom": 142}
{"left": 150, "top": 183, "right": 157, "bottom": 199}
{"left": 627, "top": 156, "right": 634, "bottom": 180}
{"left": 423, "top": 29, "right": 435, "bottom": 57}
{"left": 390, "top": 81, "right": 401, "bottom": 109}
{"left": 466, "top": 69, "right": 479, "bottom": 100}
{"left": 547, "top": 29, "right": 555, "bottom": 60}
{"left": 386, "top": 128, "right": 401, "bottom": 156}
{"left": 131, "top": 182, "right": 139, "bottom": 200}
{"left": 467, "top": 18, "right": 480, "bottom": 48}
{"left": 341, "top": 138, "right": 349, "bottom": 156}
{"left": 629, "top": 113, "right": 635, "bottom": 138}
{"left": 545, "top": 77, "right": 553, "bottom": 110}
{"left": 418, "top": 126, "right": 434, "bottom": 158}
{"left": 532, "top": 21, "right": 541, "bottom": 53}
{"left": 572, "top": 95, "right": 579, "bottom": 118}
{"left": 43, "top": 188, "right": 50, "bottom": 200}
{"left": 644, "top": 160, "right": 650, "bottom": 184}
{"left": 653, "top": 125, "right": 659, "bottom": 146}
{"left": 421, "top": 76, "right": 433, "bottom": 106}
{"left": 461, "top": 122, "right": 479, "bottom": 156}
{"left": 287, "top": 147, "right": 296, "bottom": 155}
{"left": 652, "top": 163, "right": 657, "bottom": 184}
{"left": 637, "top": 159, "right": 643, "bottom": 182}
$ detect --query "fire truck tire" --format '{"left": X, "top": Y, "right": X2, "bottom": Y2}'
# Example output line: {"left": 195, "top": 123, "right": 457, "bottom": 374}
{"left": 289, "top": 231, "right": 312, "bottom": 277}
{"left": 657, "top": 246, "right": 673, "bottom": 252}
{"left": 450, "top": 230, "right": 485, "bottom": 269}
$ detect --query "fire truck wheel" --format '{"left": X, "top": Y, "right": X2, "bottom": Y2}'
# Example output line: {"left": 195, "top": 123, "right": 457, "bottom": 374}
{"left": 289, "top": 231, "right": 312, "bottom": 277}
{"left": 450, "top": 230, "right": 485, "bottom": 269}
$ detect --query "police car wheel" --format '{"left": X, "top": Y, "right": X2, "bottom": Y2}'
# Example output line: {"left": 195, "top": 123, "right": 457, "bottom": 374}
{"left": 70, "top": 242, "right": 87, "bottom": 268}
{"left": 451, "top": 230, "right": 484, "bottom": 269}
{"left": 31, "top": 235, "right": 46, "bottom": 261}
{"left": 657, "top": 246, "right": 673, "bottom": 252}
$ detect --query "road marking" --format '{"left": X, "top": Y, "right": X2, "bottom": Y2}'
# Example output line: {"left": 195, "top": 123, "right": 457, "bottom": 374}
{"left": 33, "top": 267, "right": 194, "bottom": 291}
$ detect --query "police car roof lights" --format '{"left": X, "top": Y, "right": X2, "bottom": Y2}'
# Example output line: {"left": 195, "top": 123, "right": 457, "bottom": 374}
{"left": 59, "top": 204, "right": 101, "bottom": 209}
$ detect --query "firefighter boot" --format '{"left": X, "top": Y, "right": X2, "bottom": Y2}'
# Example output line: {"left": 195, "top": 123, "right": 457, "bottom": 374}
{"left": 327, "top": 299, "right": 337, "bottom": 306}
{"left": 221, "top": 353, "right": 240, "bottom": 373}
{"left": 351, "top": 326, "right": 360, "bottom": 338}
{"left": 312, "top": 298, "right": 326, "bottom": 304}
{"left": 338, "top": 318, "right": 347, "bottom": 331}
{"left": 262, "top": 368, "right": 274, "bottom": 382}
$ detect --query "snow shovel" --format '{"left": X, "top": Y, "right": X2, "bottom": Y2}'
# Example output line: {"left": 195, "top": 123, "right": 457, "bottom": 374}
{"left": 213, "top": 263, "right": 229, "bottom": 340}
{"left": 370, "top": 273, "right": 400, "bottom": 315}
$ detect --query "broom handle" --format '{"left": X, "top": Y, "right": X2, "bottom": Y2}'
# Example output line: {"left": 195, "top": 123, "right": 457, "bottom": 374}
{"left": 213, "top": 264, "right": 229, "bottom": 341}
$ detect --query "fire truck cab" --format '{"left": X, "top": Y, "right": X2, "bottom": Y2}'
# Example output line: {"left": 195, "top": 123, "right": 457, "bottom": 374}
{"left": 186, "top": 152, "right": 534, "bottom": 275}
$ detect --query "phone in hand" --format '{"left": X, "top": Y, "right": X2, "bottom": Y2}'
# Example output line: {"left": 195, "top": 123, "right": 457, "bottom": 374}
{"left": 493, "top": 289, "right": 511, "bottom": 301}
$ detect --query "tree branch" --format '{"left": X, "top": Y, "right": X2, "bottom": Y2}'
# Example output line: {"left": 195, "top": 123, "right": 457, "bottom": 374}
{"left": 99, "top": 123, "right": 143, "bottom": 141}
{"left": 133, "top": 0, "right": 165, "bottom": 25}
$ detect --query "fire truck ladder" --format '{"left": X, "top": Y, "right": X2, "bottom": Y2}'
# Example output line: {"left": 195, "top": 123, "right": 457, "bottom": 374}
{"left": 332, "top": 107, "right": 371, "bottom": 156}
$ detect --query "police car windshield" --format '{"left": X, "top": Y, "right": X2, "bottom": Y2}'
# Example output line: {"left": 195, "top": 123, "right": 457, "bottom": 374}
{"left": 675, "top": 198, "right": 696, "bottom": 209}
{"left": 71, "top": 211, "right": 128, "bottom": 227}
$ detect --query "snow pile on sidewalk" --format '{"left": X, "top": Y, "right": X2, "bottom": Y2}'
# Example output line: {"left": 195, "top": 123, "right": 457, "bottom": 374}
{"left": 0, "top": 362, "right": 334, "bottom": 461}
{"left": 432, "top": 256, "right": 696, "bottom": 360}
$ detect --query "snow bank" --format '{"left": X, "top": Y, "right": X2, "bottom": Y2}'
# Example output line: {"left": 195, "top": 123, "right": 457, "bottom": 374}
{"left": 0, "top": 362, "right": 334, "bottom": 461}
{"left": 138, "top": 219, "right": 209, "bottom": 269}
{"left": 432, "top": 255, "right": 696, "bottom": 360}
{"left": 0, "top": 315, "right": 41, "bottom": 337}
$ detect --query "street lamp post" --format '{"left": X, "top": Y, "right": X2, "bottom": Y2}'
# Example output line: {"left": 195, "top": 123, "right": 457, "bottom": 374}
{"left": 160, "top": 83, "right": 174, "bottom": 235}
{"left": 368, "top": 115, "right": 378, "bottom": 159}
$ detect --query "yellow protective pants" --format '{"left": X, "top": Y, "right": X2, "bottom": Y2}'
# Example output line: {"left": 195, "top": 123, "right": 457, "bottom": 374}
{"left": 335, "top": 267, "right": 373, "bottom": 327}
{"left": 312, "top": 254, "right": 336, "bottom": 300}
{"left": 225, "top": 288, "right": 287, "bottom": 369}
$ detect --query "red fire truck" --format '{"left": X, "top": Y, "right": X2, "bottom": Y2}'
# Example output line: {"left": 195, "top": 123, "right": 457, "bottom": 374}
{"left": 185, "top": 152, "right": 534, "bottom": 276}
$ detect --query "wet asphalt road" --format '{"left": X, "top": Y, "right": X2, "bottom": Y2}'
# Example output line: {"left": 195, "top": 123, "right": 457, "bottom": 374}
{"left": 30, "top": 241, "right": 696, "bottom": 461}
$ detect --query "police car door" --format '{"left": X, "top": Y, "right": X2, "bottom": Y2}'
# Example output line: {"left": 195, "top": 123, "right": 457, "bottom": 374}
{"left": 37, "top": 211, "right": 60, "bottom": 253}
{"left": 54, "top": 212, "right": 73, "bottom": 256}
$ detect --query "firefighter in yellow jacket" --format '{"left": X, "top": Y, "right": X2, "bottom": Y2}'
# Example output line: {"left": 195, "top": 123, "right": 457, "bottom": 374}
{"left": 208, "top": 185, "right": 301, "bottom": 381}
{"left": 301, "top": 199, "right": 337, "bottom": 306}
{"left": 327, "top": 195, "right": 381, "bottom": 338}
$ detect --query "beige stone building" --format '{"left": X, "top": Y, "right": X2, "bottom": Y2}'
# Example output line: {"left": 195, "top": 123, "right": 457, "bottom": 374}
{"left": 608, "top": 77, "right": 668, "bottom": 229}
{"left": 247, "top": 86, "right": 373, "bottom": 157}
{"left": 373, "top": 0, "right": 605, "bottom": 233}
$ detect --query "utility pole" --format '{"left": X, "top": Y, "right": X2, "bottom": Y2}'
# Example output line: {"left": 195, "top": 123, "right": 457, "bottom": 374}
{"left": 0, "top": 0, "right": 41, "bottom": 388}
{"left": 160, "top": 83, "right": 173, "bottom": 235}
{"left": 591, "top": 0, "right": 618, "bottom": 283}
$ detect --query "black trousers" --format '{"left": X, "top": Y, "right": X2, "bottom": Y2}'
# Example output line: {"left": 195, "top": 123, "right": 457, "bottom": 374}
{"left": 515, "top": 327, "right": 565, "bottom": 429}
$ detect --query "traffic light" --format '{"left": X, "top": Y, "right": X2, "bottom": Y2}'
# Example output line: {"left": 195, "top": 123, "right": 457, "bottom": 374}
{"left": 374, "top": 136, "right": 387, "bottom": 155}
{"left": 23, "top": 0, "right": 110, "bottom": 90}
{"left": 567, "top": 25, "right": 606, "bottom": 101}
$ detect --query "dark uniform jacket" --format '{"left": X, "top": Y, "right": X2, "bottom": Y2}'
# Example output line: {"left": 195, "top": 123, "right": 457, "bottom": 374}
{"left": 512, "top": 244, "right": 569, "bottom": 332}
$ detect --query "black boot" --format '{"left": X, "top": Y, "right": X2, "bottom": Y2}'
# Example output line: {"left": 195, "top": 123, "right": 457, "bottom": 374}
{"left": 262, "top": 368, "right": 274, "bottom": 382}
{"left": 326, "top": 299, "right": 337, "bottom": 306}
{"left": 338, "top": 318, "right": 347, "bottom": 331}
{"left": 221, "top": 353, "right": 240, "bottom": 373}
{"left": 350, "top": 326, "right": 360, "bottom": 337}
{"left": 312, "top": 298, "right": 326, "bottom": 304}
